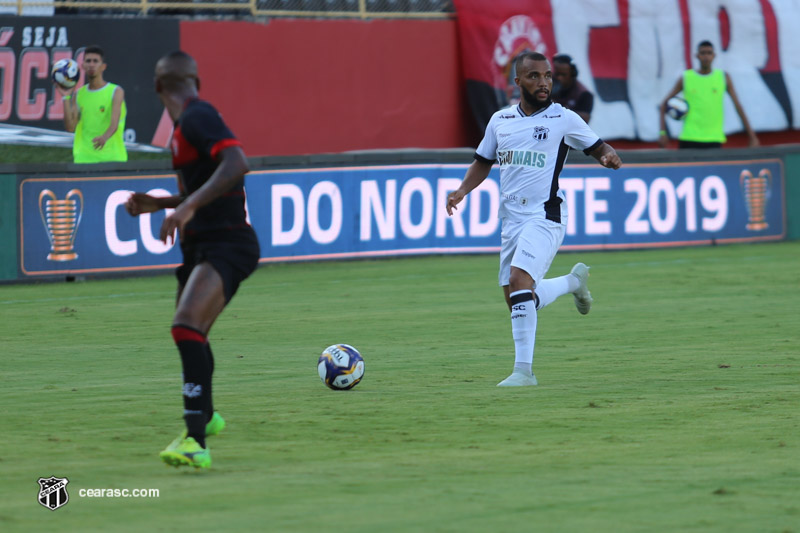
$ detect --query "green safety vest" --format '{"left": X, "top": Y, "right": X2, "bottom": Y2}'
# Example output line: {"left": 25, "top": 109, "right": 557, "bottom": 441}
{"left": 74, "top": 83, "right": 128, "bottom": 163}
{"left": 679, "top": 68, "right": 726, "bottom": 143}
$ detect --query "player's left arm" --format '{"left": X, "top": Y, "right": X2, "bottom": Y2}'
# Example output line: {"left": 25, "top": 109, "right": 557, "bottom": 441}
{"left": 725, "top": 72, "right": 759, "bottom": 147}
{"left": 588, "top": 142, "right": 622, "bottom": 169}
{"left": 93, "top": 86, "right": 125, "bottom": 150}
{"left": 565, "top": 110, "right": 622, "bottom": 169}
{"left": 159, "top": 145, "right": 250, "bottom": 244}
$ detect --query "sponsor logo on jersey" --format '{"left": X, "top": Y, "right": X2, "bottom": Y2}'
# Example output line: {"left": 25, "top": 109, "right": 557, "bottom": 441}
{"left": 499, "top": 114, "right": 516, "bottom": 119}
{"left": 497, "top": 150, "right": 547, "bottom": 168}
{"left": 542, "top": 114, "right": 562, "bottom": 118}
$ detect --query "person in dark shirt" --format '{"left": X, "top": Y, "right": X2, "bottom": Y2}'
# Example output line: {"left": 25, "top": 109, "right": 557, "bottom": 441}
{"left": 551, "top": 54, "right": 594, "bottom": 123}
{"left": 125, "top": 50, "right": 260, "bottom": 469}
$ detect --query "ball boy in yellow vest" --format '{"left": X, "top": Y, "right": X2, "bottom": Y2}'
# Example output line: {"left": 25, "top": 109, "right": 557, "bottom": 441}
{"left": 659, "top": 40, "right": 758, "bottom": 149}
{"left": 57, "top": 45, "right": 128, "bottom": 163}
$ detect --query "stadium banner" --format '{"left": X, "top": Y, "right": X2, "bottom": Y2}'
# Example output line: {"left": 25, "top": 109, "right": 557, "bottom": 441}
{"left": 452, "top": 0, "right": 800, "bottom": 141}
{"left": 17, "top": 159, "right": 784, "bottom": 277}
{"left": 0, "top": 16, "right": 179, "bottom": 145}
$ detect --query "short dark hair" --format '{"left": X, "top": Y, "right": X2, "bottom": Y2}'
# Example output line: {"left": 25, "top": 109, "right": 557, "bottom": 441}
{"left": 553, "top": 53, "right": 578, "bottom": 77}
{"left": 84, "top": 45, "right": 105, "bottom": 59}
{"left": 164, "top": 49, "right": 193, "bottom": 62}
{"left": 514, "top": 51, "right": 548, "bottom": 75}
{"left": 697, "top": 40, "right": 714, "bottom": 50}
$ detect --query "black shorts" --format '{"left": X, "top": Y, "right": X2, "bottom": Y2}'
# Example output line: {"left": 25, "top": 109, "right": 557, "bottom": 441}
{"left": 176, "top": 230, "right": 260, "bottom": 303}
{"left": 678, "top": 140, "right": 722, "bottom": 149}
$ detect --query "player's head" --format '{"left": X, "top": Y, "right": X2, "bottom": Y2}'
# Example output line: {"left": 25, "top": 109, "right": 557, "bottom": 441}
{"left": 155, "top": 50, "right": 200, "bottom": 95}
{"left": 552, "top": 53, "right": 577, "bottom": 90}
{"left": 82, "top": 45, "right": 106, "bottom": 81}
{"left": 514, "top": 52, "right": 552, "bottom": 110}
{"left": 696, "top": 40, "right": 715, "bottom": 69}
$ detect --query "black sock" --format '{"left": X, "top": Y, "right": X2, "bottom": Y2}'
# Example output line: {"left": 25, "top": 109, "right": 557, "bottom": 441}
{"left": 171, "top": 324, "right": 212, "bottom": 448}
{"left": 205, "top": 342, "right": 215, "bottom": 420}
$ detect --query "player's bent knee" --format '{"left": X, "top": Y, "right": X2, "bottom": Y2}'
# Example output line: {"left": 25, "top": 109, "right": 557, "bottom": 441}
{"left": 508, "top": 268, "right": 534, "bottom": 291}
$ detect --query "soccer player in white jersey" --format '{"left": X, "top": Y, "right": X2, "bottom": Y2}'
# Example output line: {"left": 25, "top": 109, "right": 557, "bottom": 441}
{"left": 446, "top": 52, "right": 622, "bottom": 387}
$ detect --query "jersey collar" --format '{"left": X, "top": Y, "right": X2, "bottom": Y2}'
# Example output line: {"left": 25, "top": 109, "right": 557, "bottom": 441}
{"left": 517, "top": 102, "right": 553, "bottom": 118}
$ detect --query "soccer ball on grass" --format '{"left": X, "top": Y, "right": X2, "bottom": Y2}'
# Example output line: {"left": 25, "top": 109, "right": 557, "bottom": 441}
{"left": 318, "top": 344, "right": 365, "bottom": 390}
{"left": 51, "top": 58, "right": 80, "bottom": 88}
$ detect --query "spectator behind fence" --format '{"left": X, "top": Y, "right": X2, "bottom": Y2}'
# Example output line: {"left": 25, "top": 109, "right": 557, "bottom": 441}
{"left": 551, "top": 54, "right": 593, "bottom": 123}
{"left": 659, "top": 40, "right": 758, "bottom": 149}
{"left": 56, "top": 45, "right": 128, "bottom": 163}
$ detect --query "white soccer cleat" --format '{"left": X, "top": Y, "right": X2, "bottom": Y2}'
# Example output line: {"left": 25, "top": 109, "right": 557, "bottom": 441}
{"left": 571, "top": 262, "right": 593, "bottom": 315}
{"left": 497, "top": 372, "right": 538, "bottom": 387}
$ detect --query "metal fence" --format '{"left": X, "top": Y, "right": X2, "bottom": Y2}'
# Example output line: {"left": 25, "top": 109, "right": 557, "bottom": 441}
{"left": 0, "top": 0, "right": 454, "bottom": 18}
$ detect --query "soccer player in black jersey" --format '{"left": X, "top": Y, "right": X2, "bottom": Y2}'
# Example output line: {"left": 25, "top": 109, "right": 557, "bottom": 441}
{"left": 126, "top": 51, "right": 260, "bottom": 469}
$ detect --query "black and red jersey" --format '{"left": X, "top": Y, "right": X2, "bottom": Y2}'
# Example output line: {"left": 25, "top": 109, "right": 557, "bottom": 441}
{"left": 171, "top": 98, "right": 251, "bottom": 240}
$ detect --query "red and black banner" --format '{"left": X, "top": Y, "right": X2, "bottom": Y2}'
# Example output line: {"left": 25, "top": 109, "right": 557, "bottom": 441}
{"left": 453, "top": 0, "right": 798, "bottom": 142}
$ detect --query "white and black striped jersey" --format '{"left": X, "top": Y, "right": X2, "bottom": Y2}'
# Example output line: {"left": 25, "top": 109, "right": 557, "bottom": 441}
{"left": 475, "top": 102, "right": 602, "bottom": 223}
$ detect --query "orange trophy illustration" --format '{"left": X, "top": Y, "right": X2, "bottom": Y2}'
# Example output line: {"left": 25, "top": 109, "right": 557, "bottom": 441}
{"left": 739, "top": 169, "right": 771, "bottom": 231}
{"left": 38, "top": 189, "right": 84, "bottom": 261}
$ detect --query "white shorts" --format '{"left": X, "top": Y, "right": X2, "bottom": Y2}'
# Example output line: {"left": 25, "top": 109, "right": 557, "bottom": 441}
{"left": 498, "top": 217, "right": 566, "bottom": 287}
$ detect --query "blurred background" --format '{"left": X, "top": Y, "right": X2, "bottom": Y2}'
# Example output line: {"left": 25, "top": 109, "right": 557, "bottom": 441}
{"left": 0, "top": 0, "right": 797, "bottom": 158}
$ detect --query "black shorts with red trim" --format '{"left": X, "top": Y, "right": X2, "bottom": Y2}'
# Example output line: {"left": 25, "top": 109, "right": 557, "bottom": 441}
{"left": 176, "top": 228, "right": 260, "bottom": 303}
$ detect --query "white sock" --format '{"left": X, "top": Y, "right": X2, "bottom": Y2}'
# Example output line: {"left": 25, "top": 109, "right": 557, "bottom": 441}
{"left": 509, "top": 289, "right": 537, "bottom": 374}
{"left": 535, "top": 274, "right": 580, "bottom": 310}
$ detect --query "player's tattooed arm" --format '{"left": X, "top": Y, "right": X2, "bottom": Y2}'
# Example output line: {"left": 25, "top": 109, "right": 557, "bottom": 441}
{"left": 589, "top": 142, "right": 622, "bottom": 170}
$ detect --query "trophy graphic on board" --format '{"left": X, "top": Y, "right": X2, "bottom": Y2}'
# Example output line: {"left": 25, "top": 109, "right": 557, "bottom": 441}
{"left": 739, "top": 169, "right": 771, "bottom": 231}
{"left": 38, "top": 189, "right": 84, "bottom": 261}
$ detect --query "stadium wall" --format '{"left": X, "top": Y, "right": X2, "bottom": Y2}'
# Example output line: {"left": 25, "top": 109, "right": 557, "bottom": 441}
{"left": 1, "top": 145, "right": 797, "bottom": 283}
{"left": 785, "top": 153, "right": 800, "bottom": 239}
{"left": 0, "top": 173, "right": 17, "bottom": 281}
{"left": 177, "top": 18, "right": 474, "bottom": 156}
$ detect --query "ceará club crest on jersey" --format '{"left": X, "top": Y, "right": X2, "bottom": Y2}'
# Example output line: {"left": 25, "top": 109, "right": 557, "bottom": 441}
{"left": 532, "top": 126, "right": 549, "bottom": 141}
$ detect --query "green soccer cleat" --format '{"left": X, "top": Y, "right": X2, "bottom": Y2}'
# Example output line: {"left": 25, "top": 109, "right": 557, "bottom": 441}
{"left": 166, "top": 412, "right": 226, "bottom": 442}
{"left": 159, "top": 437, "right": 211, "bottom": 469}
{"left": 205, "top": 412, "right": 226, "bottom": 437}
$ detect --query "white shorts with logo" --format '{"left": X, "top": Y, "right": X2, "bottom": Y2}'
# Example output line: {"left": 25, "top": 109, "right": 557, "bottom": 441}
{"left": 498, "top": 216, "right": 566, "bottom": 287}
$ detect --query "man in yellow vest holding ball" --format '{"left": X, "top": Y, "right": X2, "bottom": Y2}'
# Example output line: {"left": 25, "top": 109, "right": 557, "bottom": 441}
{"left": 658, "top": 40, "right": 758, "bottom": 149}
{"left": 56, "top": 45, "right": 128, "bottom": 163}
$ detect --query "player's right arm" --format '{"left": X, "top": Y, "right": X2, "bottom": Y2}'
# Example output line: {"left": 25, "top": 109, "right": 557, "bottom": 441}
{"left": 447, "top": 114, "right": 499, "bottom": 216}
{"left": 56, "top": 84, "right": 79, "bottom": 133}
{"left": 446, "top": 158, "right": 493, "bottom": 216}
{"left": 658, "top": 77, "right": 683, "bottom": 148}
{"left": 159, "top": 146, "right": 250, "bottom": 244}
{"left": 126, "top": 193, "right": 183, "bottom": 216}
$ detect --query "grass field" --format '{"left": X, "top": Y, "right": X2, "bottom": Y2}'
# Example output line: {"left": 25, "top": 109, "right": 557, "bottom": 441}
{"left": 2, "top": 242, "right": 799, "bottom": 532}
